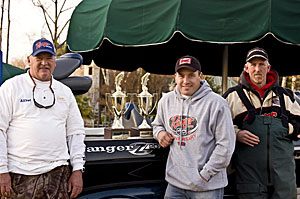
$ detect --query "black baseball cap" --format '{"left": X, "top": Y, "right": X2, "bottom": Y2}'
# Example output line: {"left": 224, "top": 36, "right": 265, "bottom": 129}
{"left": 246, "top": 47, "right": 268, "bottom": 62}
{"left": 175, "top": 55, "right": 201, "bottom": 72}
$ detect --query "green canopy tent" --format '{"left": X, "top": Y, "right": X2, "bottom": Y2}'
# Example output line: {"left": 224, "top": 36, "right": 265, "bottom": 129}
{"left": 1, "top": 63, "right": 24, "bottom": 84}
{"left": 66, "top": 0, "right": 300, "bottom": 79}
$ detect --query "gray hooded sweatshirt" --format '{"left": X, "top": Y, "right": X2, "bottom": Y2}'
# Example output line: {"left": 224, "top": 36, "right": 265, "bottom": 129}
{"left": 152, "top": 80, "right": 235, "bottom": 191}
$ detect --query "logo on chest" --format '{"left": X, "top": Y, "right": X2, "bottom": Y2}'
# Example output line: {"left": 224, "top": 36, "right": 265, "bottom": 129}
{"left": 169, "top": 115, "right": 197, "bottom": 136}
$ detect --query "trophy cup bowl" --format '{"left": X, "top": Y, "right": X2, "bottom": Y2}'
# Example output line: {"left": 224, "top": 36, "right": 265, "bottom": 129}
{"left": 106, "top": 91, "right": 127, "bottom": 129}
{"left": 137, "top": 91, "right": 158, "bottom": 129}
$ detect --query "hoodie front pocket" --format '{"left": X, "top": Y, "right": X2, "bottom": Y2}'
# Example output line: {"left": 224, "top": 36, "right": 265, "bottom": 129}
{"left": 167, "top": 163, "right": 205, "bottom": 190}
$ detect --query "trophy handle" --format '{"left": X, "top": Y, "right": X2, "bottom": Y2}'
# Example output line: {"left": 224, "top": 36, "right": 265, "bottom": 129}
{"left": 137, "top": 97, "right": 147, "bottom": 117}
{"left": 148, "top": 93, "right": 159, "bottom": 116}
{"left": 105, "top": 93, "right": 114, "bottom": 115}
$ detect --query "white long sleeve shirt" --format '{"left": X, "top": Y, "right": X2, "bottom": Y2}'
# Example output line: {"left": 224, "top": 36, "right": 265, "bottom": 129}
{"left": 0, "top": 73, "right": 85, "bottom": 175}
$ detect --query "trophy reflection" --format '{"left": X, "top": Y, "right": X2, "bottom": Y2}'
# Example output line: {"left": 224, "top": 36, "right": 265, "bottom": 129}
{"left": 136, "top": 73, "right": 158, "bottom": 137}
{"left": 105, "top": 72, "right": 131, "bottom": 139}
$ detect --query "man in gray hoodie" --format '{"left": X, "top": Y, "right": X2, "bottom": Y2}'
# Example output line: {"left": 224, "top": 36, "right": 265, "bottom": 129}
{"left": 152, "top": 55, "right": 236, "bottom": 199}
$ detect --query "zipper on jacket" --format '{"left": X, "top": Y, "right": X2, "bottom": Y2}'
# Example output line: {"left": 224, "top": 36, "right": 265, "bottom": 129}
{"left": 267, "top": 124, "right": 271, "bottom": 183}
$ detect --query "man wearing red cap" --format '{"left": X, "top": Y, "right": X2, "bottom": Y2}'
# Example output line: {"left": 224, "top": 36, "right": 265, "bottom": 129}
{"left": 153, "top": 55, "right": 235, "bottom": 198}
{"left": 223, "top": 47, "right": 300, "bottom": 198}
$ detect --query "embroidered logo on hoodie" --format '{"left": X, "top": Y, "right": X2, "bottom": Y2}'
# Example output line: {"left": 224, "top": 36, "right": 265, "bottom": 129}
{"left": 169, "top": 115, "right": 197, "bottom": 145}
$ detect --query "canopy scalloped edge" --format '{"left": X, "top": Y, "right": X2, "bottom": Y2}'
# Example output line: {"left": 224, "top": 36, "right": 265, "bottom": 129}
{"left": 68, "top": 31, "right": 300, "bottom": 54}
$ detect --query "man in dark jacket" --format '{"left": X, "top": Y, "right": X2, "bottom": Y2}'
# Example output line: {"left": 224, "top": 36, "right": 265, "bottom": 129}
{"left": 223, "top": 47, "right": 300, "bottom": 199}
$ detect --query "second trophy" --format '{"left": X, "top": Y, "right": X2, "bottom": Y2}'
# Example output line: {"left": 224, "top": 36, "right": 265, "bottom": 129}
{"left": 135, "top": 73, "right": 158, "bottom": 138}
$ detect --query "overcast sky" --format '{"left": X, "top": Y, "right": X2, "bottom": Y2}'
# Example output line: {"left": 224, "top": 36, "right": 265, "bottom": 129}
{"left": 2, "top": 0, "right": 82, "bottom": 63}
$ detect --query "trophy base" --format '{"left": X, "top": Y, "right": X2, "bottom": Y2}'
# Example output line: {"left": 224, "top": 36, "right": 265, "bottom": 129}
{"left": 131, "top": 127, "right": 153, "bottom": 138}
{"left": 104, "top": 127, "right": 131, "bottom": 139}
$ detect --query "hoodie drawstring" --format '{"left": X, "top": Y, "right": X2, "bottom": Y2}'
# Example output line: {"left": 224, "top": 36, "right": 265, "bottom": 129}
{"left": 179, "top": 98, "right": 191, "bottom": 149}
{"left": 180, "top": 100, "right": 183, "bottom": 149}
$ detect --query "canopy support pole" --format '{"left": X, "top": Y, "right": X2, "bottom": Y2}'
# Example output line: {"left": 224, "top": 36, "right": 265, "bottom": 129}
{"left": 222, "top": 45, "right": 228, "bottom": 94}
{"left": 98, "top": 67, "right": 102, "bottom": 126}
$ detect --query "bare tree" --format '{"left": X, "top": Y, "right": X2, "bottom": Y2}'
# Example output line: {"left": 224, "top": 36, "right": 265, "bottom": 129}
{"left": 5, "top": 0, "right": 9, "bottom": 62}
{"left": 32, "top": 0, "right": 74, "bottom": 50}
{"left": 0, "top": 0, "right": 11, "bottom": 63}
{"left": 0, "top": 0, "right": 4, "bottom": 50}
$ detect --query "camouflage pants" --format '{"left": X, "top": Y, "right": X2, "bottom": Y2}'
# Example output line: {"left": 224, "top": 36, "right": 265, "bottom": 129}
{"left": 5, "top": 165, "right": 71, "bottom": 199}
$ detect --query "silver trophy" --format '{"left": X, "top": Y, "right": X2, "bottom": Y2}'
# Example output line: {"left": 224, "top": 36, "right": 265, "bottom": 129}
{"left": 136, "top": 73, "right": 158, "bottom": 137}
{"left": 105, "top": 72, "right": 131, "bottom": 139}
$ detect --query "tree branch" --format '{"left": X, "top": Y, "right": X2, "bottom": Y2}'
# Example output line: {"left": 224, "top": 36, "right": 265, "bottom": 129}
{"left": 32, "top": 0, "right": 54, "bottom": 24}
{"left": 57, "top": 0, "right": 67, "bottom": 19}
{"left": 42, "top": 4, "right": 55, "bottom": 24}
{"left": 41, "top": 5, "right": 54, "bottom": 40}
{"left": 31, "top": 0, "right": 74, "bottom": 50}
{"left": 61, "top": 6, "right": 73, "bottom": 13}
{"left": 56, "top": 19, "right": 70, "bottom": 39}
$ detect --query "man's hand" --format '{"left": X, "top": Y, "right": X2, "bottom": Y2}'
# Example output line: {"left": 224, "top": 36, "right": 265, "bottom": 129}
{"left": 0, "top": 173, "right": 11, "bottom": 197}
{"left": 237, "top": 130, "right": 260, "bottom": 147}
{"left": 68, "top": 170, "right": 83, "bottom": 199}
{"left": 157, "top": 131, "right": 174, "bottom": 148}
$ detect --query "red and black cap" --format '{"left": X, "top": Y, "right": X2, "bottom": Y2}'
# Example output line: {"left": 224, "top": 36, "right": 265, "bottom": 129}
{"left": 175, "top": 55, "right": 201, "bottom": 73}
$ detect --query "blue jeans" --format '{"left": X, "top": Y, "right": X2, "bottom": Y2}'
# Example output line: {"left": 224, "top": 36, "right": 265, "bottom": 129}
{"left": 164, "top": 184, "right": 224, "bottom": 199}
